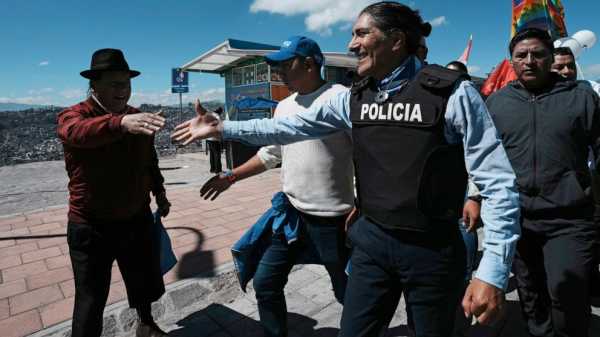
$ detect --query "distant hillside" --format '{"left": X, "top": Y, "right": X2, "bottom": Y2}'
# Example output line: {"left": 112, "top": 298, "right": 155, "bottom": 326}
{"left": 0, "top": 103, "right": 50, "bottom": 112}
{"left": 0, "top": 101, "right": 223, "bottom": 113}
{"left": 0, "top": 101, "right": 224, "bottom": 166}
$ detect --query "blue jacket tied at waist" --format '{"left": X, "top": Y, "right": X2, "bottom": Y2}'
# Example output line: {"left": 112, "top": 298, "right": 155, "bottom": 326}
{"left": 231, "top": 192, "right": 300, "bottom": 292}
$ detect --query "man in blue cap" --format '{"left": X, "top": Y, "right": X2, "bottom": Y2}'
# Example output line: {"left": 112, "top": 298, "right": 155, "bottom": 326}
{"left": 198, "top": 36, "right": 354, "bottom": 337}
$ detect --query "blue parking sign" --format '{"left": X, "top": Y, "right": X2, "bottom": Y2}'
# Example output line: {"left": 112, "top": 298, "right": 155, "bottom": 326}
{"left": 172, "top": 68, "right": 189, "bottom": 93}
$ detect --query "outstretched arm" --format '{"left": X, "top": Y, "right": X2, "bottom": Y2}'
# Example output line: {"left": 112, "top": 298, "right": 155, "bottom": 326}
{"left": 58, "top": 107, "right": 165, "bottom": 149}
{"left": 172, "top": 90, "right": 352, "bottom": 146}
{"left": 200, "top": 145, "right": 281, "bottom": 200}
{"left": 171, "top": 100, "right": 223, "bottom": 145}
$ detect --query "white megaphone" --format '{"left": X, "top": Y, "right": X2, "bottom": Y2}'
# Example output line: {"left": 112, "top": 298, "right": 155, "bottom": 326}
{"left": 554, "top": 30, "right": 597, "bottom": 58}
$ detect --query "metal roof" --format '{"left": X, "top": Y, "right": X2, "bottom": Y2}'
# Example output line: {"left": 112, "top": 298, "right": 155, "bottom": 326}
{"left": 181, "top": 38, "right": 357, "bottom": 74}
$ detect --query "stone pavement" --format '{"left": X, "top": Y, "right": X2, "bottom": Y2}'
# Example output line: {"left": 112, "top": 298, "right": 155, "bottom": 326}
{"left": 0, "top": 152, "right": 280, "bottom": 337}
{"left": 1, "top": 152, "right": 599, "bottom": 337}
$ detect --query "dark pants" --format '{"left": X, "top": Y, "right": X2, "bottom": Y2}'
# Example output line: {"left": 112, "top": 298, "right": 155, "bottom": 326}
{"left": 458, "top": 222, "right": 478, "bottom": 282}
{"left": 339, "top": 216, "right": 466, "bottom": 337}
{"left": 67, "top": 209, "right": 165, "bottom": 337}
{"left": 253, "top": 212, "right": 349, "bottom": 337}
{"left": 452, "top": 223, "right": 479, "bottom": 336}
{"left": 512, "top": 218, "right": 597, "bottom": 337}
{"left": 208, "top": 140, "right": 222, "bottom": 173}
{"left": 593, "top": 203, "right": 600, "bottom": 298}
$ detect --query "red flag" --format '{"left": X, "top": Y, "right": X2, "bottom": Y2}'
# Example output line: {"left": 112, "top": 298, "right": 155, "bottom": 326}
{"left": 457, "top": 35, "right": 473, "bottom": 65}
{"left": 481, "top": 59, "right": 517, "bottom": 96}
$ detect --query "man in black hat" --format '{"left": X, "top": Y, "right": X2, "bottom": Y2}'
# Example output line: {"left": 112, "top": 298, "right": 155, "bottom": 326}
{"left": 57, "top": 48, "right": 170, "bottom": 337}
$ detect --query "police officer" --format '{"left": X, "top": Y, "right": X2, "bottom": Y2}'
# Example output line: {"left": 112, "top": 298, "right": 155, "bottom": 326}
{"left": 172, "top": 2, "right": 520, "bottom": 336}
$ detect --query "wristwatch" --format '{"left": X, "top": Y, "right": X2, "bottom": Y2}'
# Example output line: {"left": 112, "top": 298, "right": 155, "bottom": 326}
{"left": 468, "top": 194, "right": 483, "bottom": 203}
{"left": 222, "top": 169, "right": 237, "bottom": 184}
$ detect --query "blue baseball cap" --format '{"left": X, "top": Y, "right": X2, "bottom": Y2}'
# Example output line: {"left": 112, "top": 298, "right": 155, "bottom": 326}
{"left": 265, "top": 36, "right": 324, "bottom": 66}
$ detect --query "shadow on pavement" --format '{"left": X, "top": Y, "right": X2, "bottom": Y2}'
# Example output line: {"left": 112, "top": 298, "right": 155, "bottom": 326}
{"left": 288, "top": 312, "right": 340, "bottom": 337}
{"left": 0, "top": 233, "right": 66, "bottom": 240}
{"left": 166, "top": 296, "right": 600, "bottom": 337}
{"left": 169, "top": 226, "right": 216, "bottom": 279}
{"left": 160, "top": 166, "right": 184, "bottom": 171}
{"left": 168, "top": 303, "right": 341, "bottom": 337}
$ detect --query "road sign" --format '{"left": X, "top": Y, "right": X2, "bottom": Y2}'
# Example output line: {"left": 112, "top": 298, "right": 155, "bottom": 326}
{"left": 172, "top": 68, "right": 189, "bottom": 93}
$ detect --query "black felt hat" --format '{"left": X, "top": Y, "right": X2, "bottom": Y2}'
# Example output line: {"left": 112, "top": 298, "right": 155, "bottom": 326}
{"left": 80, "top": 48, "right": 140, "bottom": 79}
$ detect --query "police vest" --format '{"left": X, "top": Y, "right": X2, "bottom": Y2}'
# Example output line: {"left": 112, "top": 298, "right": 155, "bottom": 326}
{"left": 350, "top": 65, "right": 468, "bottom": 232}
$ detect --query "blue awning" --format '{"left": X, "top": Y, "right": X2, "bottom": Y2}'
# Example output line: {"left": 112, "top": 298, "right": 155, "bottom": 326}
{"left": 181, "top": 39, "right": 279, "bottom": 73}
{"left": 234, "top": 97, "right": 278, "bottom": 110}
{"left": 181, "top": 38, "right": 357, "bottom": 74}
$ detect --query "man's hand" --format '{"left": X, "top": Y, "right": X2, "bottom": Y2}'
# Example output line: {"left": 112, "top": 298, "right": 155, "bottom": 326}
{"left": 462, "top": 199, "right": 481, "bottom": 232}
{"left": 344, "top": 207, "right": 359, "bottom": 232}
{"left": 171, "top": 99, "right": 222, "bottom": 145}
{"left": 200, "top": 174, "right": 233, "bottom": 201}
{"left": 155, "top": 191, "right": 171, "bottom": 217}
{"left": 462, "top": 278, "right": 505, "bottom": 326}
{"left": 121, "top": 111, "right": 165, "bottom": 135}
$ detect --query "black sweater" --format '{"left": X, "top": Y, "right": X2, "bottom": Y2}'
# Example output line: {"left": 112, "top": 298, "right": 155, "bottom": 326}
{"left": 487, "top": 78, "right": 600, "bottom": 217}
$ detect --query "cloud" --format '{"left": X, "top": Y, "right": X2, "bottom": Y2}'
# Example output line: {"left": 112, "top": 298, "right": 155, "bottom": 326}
{"left": 0, "top": 87, "right": 225, "bottom": 108}
{"left": 1, "top": 87, "right": 60, "bottom": 105}
{"left": 129, "top": 87, "right": 225, "bottom": 107}
{"left": 582, "top": 64, "right": 600, "bottom": 78}
{"left": 39, "top": 61, "right": 49, "bottom": 66}
{"left": 339, "top": 22, "right": 353, "bottom": 32}
{"left": 197, "top": 87, "right": 225, "bottom": 102}
{"left": 27, "top": 88, "right": 54, "bottom": 95}
{"left": 250, "top": 0, "right": 378, "bottom": 35}
{"left": 467, "top": 65, "right": 481, "bottom": 74}
{"left": 0, "top": 95, "right": 53, "bottom": 105}
{"left": 60, "top": 88, "right": 86, "bottom": 100}
{"left": 429, "top": 16, "right": 448, "bottom": 27}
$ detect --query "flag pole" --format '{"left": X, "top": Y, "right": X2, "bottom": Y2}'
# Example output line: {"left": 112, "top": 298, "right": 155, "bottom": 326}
{"left": 576, "top": 61, "right": 585, "bottom": 80}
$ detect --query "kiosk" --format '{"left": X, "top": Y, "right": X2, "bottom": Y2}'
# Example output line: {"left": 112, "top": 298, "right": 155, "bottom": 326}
{"left": 181, "top": 39, "right": 357, "bottom": 168}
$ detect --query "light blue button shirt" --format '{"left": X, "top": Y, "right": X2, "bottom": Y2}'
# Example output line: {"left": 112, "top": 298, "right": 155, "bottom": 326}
{"left": 223, "top": 57, "right": 521, "bottom": 290}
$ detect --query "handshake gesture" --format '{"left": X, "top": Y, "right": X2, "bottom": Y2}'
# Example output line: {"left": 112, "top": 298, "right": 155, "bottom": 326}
{"left": 121, "top": 110, "right": 166, "bottom": 136}
{"left": 171, "top": 99, "right": 222, "bottom": 145}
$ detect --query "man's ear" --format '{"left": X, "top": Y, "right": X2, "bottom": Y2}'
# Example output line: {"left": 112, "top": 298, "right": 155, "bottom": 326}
{"left": 391, "top": 31, "right": 407, "bottom": 52}
{"left": 304, "top": 57, "right": 317, "bottom": 72}
{"left": 89, "top": 79, "right": 97, "bottom": 92}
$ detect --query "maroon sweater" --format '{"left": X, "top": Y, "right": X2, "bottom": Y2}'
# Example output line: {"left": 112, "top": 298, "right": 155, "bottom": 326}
{"left": 57, "top": 98, "right": 165, "bottom": 224}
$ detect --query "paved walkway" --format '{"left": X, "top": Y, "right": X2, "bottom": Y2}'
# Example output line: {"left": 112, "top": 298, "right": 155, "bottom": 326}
{"left": 0, "top": 152, "right": 599, "bottom": 337}
{"left": 0, "top": 153, "right": 280, "bottom": 337}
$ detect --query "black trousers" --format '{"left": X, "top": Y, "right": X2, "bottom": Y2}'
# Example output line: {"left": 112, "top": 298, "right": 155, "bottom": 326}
{"left": 339, "top": 216, "right": 465, "bottom": 337}
{"left": 208, "top": 140, "right": 222, "bottom": 173}
{"left": 512, "top": 218, "right": 597, "bottom": 337}
{"left": 67, "top": 209, "right": 165, "bottom": 337}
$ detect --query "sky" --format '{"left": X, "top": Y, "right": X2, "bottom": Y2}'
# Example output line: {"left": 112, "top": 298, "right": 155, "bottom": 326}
{"left": 1, "top": 0, "right": 599, "bottom": 107}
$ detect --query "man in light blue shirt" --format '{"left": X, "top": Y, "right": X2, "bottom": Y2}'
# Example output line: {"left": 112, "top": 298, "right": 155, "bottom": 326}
{"left": 173, "top": 2, "right": 519, "bottom": 336}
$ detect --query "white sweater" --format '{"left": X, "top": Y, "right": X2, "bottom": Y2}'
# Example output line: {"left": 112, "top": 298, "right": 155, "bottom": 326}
{"left": 257, "top": 83, "right": 355, "bottom": 217}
